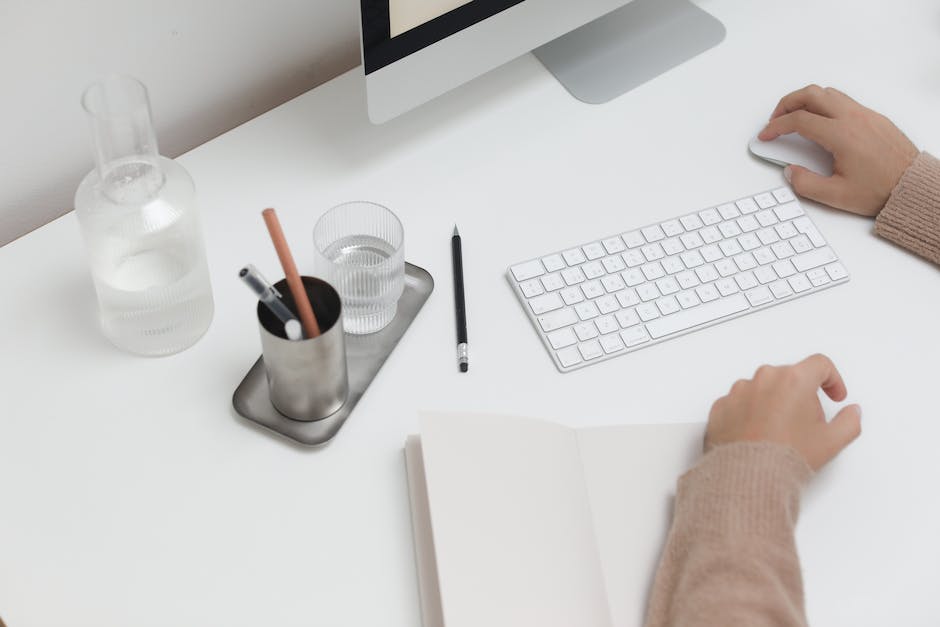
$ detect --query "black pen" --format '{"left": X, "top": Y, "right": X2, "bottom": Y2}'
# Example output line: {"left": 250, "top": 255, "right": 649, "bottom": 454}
{"left": 452, "top": 226, "right": 469, "bottom": 372}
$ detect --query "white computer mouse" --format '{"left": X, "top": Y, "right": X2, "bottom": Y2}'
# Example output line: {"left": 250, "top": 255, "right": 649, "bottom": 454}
{"left": 748, "top": 131, "right": 834, "bottom": 177}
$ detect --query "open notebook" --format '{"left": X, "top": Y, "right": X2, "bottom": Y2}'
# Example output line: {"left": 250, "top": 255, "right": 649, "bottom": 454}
{"left": 404, "top": 412, "right": 705, "bottom": 627}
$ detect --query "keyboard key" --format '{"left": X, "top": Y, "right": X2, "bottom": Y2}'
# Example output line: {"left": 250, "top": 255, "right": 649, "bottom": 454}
{"left": 642, "top": 243, "right": 665, "bottom": 261}
{"left": 772, "top": 187, "right": 796, "bottom": 203}
{"left": 795, "top": 218, "right": 827, "bottom": 247}
{"left": 715, "top": 259, "right": 737, "bottom": 277}
{"left": 757, "top": 228, "right": 780, "bottom": 245}
{"left": 661, "top": 219, "right": 684, "bottom": 236}
{"left": 755, "top": 193, "right": 777, "bottom": 209}
{"left": 790, "top": 234, "right": 813, "bottom": 254}
{"left": 718, "top": 221, "right": 742, "bottom": 238}
{"left": 753, "top": 247, "right": 776, "bottom": 265}
{"left": 775, "top": 221, "right": 798, "bottom": 239}
{"left": 556, "top": 346, "right": 583, "bottom": 368}
{"left": 680, "top": 214, "right": 704, "bottom": 230}
{"left": 601, "top": 274, "right": 626, "bottom": 293}
{"left": 583, "top": 261, "right": 605, "bottom": 279}
{"left": 636, "top": 303, "right": 660, "bottom": 321}
{"left": 583, "top": 242, "right": 606, "bottom": 260}
{"left": 774, "top": 201, "right": 804, "bottom": 221}
{"left": 677, "top": 271, "right": 700, "bottom": 289}
{"left": 538, "top": 308, "right": 578, "bottom": 332}
{"left": 700, "top": 226, "right": 722, "bottom": 244}
{"left": 695, "top": 265, "right": 719, "bottom": 283}
{"left": 642, "top": 262, "right": 666, "bottom": 281}
{"left": 656, "top": 296, "right": 681, "bottom": 316}
{"left": 656, "top": 277, "right": 680, "bottom": 295}
{"left": 563, "top": 248, "right": 587, "bottom": 265}
{"left": 622, "top": 250, "right": 645, "bottom": 267}
{"left": 826, "top": 262, "right": 848, "bottom": 281}
{"left": 602, "top": 236, "right": 626, "bottom": 254}
{"left": 579, "top": 339, "right": 603, "bottom": 360}
{"left": 680, "top": 250, "right": 705, "bottom": 268}
{"left": 769, "top": 280, "right": 794, "bottom": 299}
{"left": 699, "top": 208, "right": 722, "bottom": 225}
{"left": 616, "top": 289, "right": 641, "bottom": 308}
{"left": 529, "top": 292, "right": 564, "bottom": 315}
{"left": 561, "top": 286, "right": 584, "bottom": 305}
{"left": 622, "top": 231, "right": 645, "bottom": 248}
{"left": 754, "top": 266, "right": 778, "bottom": 284}
{"left": 756, "top": 209, "right": 778, "bottom": 227}
{"left": 738, "top": 233, "right": 761, "bottom": 251}
{"left": 562, "top": 267, "right": 586, "bottom": 285}
{"left": 737, "top": 215, "right": 760, "bottom": 232}
{"left": 662, "top": 257, "right": 685, "bottom": 274}
{"left": 582, "top": 280, "right": 604, "bottom": 299}
{"left": 771, "top": 241, "right": 796, "bottom": 259}
{"left": 661, "top": 238, "right": 684, "bottom": 255}
{"left": 716, "top": 278, "right": 739, "bottom": 296}
{"left": 719, "top": 239, "right": 743, "bottom": 257}
{"left": 575, "top": 301, "right": 600, "bottom": 320}
{"left": 642, "top": 225, "right": 666, "bottom": 242}
{"left": 680, "top": 232, "right": 705, "bottom": 249}
{"left": 620, "top": 325, "right": 651, "bottom": 347}
{"left": 637, "top": 284, "right": 661, "bottom": 302}
{"left": 745, "top": 286, "right": 774, "bottom": 307}
{"left": 676, "top": 290, "right": 701, "bottom": 309}
{"left": 519, "top": 279, "right": 544, "bottom": 298}
{"left": 621, "top": 268, "right": 645, "bottom": 287}
{"left": 595, "top": 314, "right": 619, "bottom": 334}
{"left": 792, "top": 247, "right": 837, "bottom": 272}
{"left": 547, "top": 327, "right": 577, "bottom": 349}
{"left": 736, "top": 198, "right": 760, "bottom": 214}
{"left": 696, "top": 283, "right": 721, "bottom": 302}
{"left": 772, "top": 260, "right": 797, "bottom": 278}
{"left": 542, "top": 254, "right": 566, "bottom": 272}
{"left": 615, "top": 308, "right": 640, "bottom": 328}
{"left": 601, "top": 255, "right": 627, "bottom": 274}
{"left": 541, "top": 273, "right": 566, "bottom": 291}
{"left": 574, "top": 322, "right": 599, "bottom": 341}
{"left": 511, "top": 259, "right": 545, "bottom": 281}
{"left": 700, "top": 244, "right": 722, "bottom": 262}
{"left": 788, "top": 274, "right": 812, "bottom": 293}
{"left": 735, "top": 271, "right": 758, "bottom": 290}
{"left": 596, "top": 295, "right": 620, "bottom": 314}
{"left": 733, "top": 252, "right": 758, "bottom": 271}
{"left": 807, "top": 268, "right": 831, "bottom": 286}
{"left": 717, "top": 203, "right": 740, "bottom": 220}
{"left": 599, "top": 333, "right": 626, "bottom": 354}
{"left": 646, "top": 294, "right": 749, "bottom": 339}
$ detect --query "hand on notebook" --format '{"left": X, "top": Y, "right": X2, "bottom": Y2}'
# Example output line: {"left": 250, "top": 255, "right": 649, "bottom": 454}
{"left": 759, "top": 84, "right": 918, "bottom": 217}
{"left": 705, "top": 353, "right": 862, "bottom": 471}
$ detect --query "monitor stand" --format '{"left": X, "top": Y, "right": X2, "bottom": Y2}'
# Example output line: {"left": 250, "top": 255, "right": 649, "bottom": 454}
{"left": 533, "top": 0, "right": 726, "bottom": 104}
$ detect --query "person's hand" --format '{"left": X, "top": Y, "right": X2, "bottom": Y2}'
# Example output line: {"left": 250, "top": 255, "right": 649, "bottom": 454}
{"left": 705, "top": 353, "right": 862, "bottom": 471}
{"left": 758, "top": 84, "right": 918, "bottom": 217}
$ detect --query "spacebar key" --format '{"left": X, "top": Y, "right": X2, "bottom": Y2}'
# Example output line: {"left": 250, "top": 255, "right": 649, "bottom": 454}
{"left": 646, "top": 294, "right": 749, "bottom": 339}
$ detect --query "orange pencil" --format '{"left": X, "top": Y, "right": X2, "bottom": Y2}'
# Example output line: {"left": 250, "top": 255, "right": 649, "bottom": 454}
{"left": 262, "top": 208, "right": 321, "bottom": 339}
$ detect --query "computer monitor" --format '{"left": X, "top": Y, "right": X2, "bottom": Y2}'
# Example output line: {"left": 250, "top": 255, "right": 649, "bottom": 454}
{"left": 359, "top": 0, "right": 725, "bottom": 123}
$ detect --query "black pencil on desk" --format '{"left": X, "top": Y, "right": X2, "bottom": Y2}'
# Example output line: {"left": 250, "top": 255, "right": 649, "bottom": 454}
{"left": 452, "top": 226, "right": 469, "bottom": 373}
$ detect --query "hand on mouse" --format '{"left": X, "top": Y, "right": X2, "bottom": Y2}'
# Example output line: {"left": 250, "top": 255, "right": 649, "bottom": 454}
{"left": 758, "top": 84, "right": 919, "bottom": 217}
{"left": 705, "top": 353, "right": 862, "bottom": 471}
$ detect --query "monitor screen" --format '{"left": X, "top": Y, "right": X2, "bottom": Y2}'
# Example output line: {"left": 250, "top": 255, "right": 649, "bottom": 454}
{"left": 361, "top": 0, "right": 525, "bottom": 74}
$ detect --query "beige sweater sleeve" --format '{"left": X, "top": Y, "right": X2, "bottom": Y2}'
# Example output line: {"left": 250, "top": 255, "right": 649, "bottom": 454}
{"left": 875, "top": 151, "right": 940, "bottom": 265}
{"left": 645, "top": 442, "right": 813, "bottom": 627}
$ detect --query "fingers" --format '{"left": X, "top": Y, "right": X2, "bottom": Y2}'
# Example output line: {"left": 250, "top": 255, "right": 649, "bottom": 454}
{"left": 823, "top": 403, "right": 862, "bottom": 462}
{"left": 769, "top": 84, "right": 851, "bottom": 121}
{"left": 797, "top": 353, "right": 847, "bottom": 401}
{"left": 785, "top": 165, "right": 851, "bottom": 210}
{"left": 758, "top": 110, "right": 840, "bottom": 153}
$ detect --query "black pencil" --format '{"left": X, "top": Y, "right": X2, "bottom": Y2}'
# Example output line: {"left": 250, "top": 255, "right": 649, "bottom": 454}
{"left": 452, "top": 226, "right": 469, "bottom": 373}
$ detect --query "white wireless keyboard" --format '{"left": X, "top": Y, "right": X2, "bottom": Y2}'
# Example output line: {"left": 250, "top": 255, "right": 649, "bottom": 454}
{"left": 507, "top": 187, "right": 849, "bottom": 372}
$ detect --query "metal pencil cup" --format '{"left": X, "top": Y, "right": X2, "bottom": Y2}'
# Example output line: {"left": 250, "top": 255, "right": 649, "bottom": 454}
{"left": 257, "top": 277, "right": 348, "bottom": 422}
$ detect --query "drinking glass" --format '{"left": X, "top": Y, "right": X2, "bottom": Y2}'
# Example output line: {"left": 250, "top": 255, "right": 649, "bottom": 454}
{"left": 313, "top": 202, "right": 404, "bottom": 334}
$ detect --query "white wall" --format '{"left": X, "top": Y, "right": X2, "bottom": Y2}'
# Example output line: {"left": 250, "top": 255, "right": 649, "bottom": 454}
{"left": 0, "top": 0, "right": 361, "bottom": 246}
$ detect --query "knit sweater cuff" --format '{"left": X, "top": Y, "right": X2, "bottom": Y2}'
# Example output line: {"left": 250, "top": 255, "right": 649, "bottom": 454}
{"left": 875, "top": 151, "right": 940, "bottom": 264}
{"left": 673, "top": 442, "right": 813, "bottom": 543}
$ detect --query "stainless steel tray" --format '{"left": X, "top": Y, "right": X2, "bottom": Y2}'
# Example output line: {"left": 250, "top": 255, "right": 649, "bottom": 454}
{"left": 233, "top": 263, "right": 434, "bottom": 446}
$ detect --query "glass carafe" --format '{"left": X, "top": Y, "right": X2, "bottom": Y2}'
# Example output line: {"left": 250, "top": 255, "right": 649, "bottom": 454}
{"left": 74, "top": 76, "right": 213, "bottom": 356}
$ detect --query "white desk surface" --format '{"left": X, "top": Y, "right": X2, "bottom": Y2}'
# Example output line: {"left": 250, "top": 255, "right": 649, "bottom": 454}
{"left": 3, "top": 1, "right": 939, "bottom": 624}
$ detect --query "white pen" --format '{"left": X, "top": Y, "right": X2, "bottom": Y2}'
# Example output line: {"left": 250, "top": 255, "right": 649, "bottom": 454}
{"left": 239, "top": 264, "right": 303, "bottom": 341}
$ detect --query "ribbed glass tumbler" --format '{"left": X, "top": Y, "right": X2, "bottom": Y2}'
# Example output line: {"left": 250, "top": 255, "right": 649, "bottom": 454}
{"left": 313, "top": 202, "right": 404, "bottom": 334}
